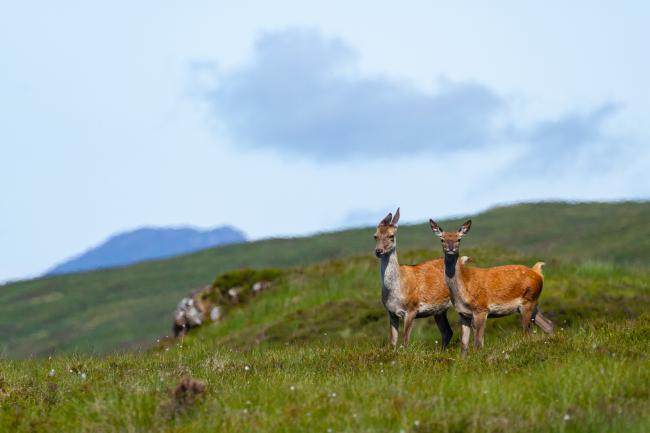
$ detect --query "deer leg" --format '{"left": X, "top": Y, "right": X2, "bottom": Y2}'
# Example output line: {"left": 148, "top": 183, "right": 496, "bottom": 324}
{"left": 389, "top": 312, "right": 400, "bottom": 349}
{"left": 459, "top": 314, "right": 472, "bottom": 355}
{"left": 403, "top": 310, "right": 416, "bottom": 348}
{"left": 434, "top": 311, "right": 453, "bottom": 349}
{"left": 520, "top": 304, "right": 534, "bottom": 336}
{"left": 473, "top": 311, "right": 488, "bottom": 350}
{"left": 532, "top": 309, "right": 555, "bottom": 335}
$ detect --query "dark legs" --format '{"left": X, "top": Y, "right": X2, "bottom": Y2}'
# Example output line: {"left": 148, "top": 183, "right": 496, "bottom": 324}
{"left": 389, "top": 310, "right": 457, "bottom": 350}
{"left": 434, "top": 311, "right": 453, "bottom": 349}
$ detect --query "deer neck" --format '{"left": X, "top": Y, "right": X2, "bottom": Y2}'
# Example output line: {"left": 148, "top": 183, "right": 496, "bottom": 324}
{"left": 444, "top": 253, "right": 469, "bottom": 311}
{"left": 444, "top": 253, "right": 458, "bottom": 279}
{"left": 380, "top": 248, "right": 401, "bottom": 294}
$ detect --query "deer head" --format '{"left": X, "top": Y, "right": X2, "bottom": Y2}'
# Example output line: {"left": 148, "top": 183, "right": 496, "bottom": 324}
{"left": 429, "top": 219, "right": 472, "bottom": 256}
{"left": 374, "top": 208, "right": 400, "bottom": 257}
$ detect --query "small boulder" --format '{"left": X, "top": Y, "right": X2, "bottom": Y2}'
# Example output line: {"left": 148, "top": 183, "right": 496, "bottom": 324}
{"left": 227, "top": 287, "right": 241, "bottom": 304}
{"left": 173, "top": 297, "right": 204, "bottom": 337}
{"left": 252, "top": 280, "right": 272, "bottom": 295}
{"left": 209, "top": 306, "right": 222, "bottom": 322}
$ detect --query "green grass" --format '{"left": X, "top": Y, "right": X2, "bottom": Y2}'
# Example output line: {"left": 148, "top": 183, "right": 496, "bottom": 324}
{"left": 1, "top": 245, "right": 649, "bottom": 432}
{"left": 2, "top": 201, "right": 650, "bottom": 358}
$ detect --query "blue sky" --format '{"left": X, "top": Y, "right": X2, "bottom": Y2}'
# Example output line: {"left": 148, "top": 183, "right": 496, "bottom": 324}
{"left": 1, "top": 1, "right": 649, "bottom": 282}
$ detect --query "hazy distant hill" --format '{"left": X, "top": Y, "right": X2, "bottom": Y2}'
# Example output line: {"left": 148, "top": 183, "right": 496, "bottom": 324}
{"left": 46, "top": 226, "right": 246, "bottom": 275}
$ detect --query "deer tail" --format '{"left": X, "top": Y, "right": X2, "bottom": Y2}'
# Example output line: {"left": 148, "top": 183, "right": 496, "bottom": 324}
{"left": 531, "top": 262, "right": 545, "bottom": 277}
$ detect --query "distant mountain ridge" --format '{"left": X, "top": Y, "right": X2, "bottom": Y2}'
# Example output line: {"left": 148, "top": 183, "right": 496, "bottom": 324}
{"left": 46, "top": 226, "right": 246, "bottom": 276}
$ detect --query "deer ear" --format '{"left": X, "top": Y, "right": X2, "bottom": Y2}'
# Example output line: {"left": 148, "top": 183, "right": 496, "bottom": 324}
{"left": 391, "top": 207, "right": 400, "bottom": 226}
{"left": 458, "top": 220, "right": 472, "bottom": 236}
{"left": 379, "top": 212, "right": 393, "bottom": 227}
{"left": 429, "top": 219, "right": 444, "bottom": 237}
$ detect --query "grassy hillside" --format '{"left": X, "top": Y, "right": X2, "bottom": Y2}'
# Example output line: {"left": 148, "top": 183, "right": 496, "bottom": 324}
{"left": 2, "top": 201, "right": 649, "bottom": 357}
{"left": 1, "top": 247, "right": 648, "bottom": 432}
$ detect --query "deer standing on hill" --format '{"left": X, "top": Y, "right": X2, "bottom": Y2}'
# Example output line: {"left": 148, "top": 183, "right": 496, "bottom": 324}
{"left": 374, "top": 209, "right": 453, "bottom": 349}
{"left": 429, "top": 219, "right": 554, "bottom": 353}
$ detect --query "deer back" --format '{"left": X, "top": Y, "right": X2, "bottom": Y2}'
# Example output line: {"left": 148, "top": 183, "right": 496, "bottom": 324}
{"left": 461, "top": 264, "right": 544, "bottom": 307}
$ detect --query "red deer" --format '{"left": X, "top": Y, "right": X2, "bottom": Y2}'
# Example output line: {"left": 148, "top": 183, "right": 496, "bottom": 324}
{"left": 429, "top": 219, "right": 554, "bottom": 353}
{"left": 374, "top": 208, "right": 453, "bottom": 349}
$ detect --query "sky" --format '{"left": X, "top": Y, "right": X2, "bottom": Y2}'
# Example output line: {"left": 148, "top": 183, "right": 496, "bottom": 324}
{"left": 1, "top": 1, "right": 649, "bottom": 282}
